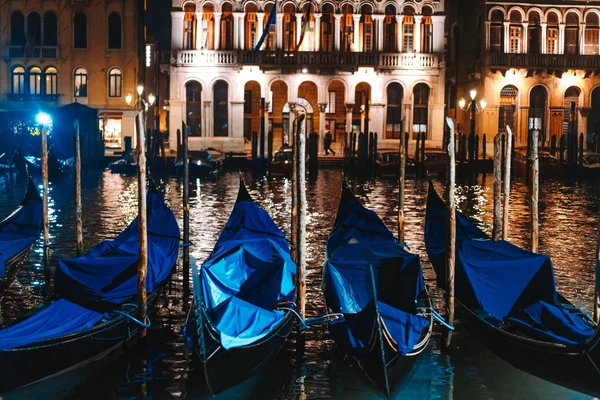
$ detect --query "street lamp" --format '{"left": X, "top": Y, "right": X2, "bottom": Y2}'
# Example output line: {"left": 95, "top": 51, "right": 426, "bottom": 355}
{"left": 459, "top": 89, "right": 486, "bottom": 163}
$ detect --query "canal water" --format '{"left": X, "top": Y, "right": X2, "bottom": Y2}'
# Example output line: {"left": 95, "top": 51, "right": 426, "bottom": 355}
{"left": 0, "top": 169, "right": 599, "bottom": 399}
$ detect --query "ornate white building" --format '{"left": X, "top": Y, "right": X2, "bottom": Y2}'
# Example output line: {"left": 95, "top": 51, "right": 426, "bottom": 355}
{"left": 168, "top": 0, "right": 446, "bottom": 154}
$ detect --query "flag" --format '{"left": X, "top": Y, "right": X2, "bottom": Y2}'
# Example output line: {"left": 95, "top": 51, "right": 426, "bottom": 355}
{"left": 254, "top": 2, "right": 277, "bottom": 52}
{"left": 294, "top": 2, "right": 312, "bottom": 52}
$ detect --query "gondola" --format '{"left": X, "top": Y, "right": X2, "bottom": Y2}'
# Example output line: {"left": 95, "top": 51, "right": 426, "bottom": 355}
{"left": 424, "top": 182, "right": 600, "bottom": 397}
{"left": 269, "top": 145, "right": 293, "bottom": 175}
{"left": 0, "top": 176, "right": 42, "bottom": 290}
{"left": 322, "top": 181, "right": 432, "bottom": 398}
{"left": 375, "top": 149, "right": 416, "bottom": 177}
{"left": 11, "top": 146, "right": 67, "bottom": 180}
{"left": 186, "top": 178, "right": 296, "bottom": 395}
{"left": 175, "top": 148, "right": 224, "bottom": 179}
{"left": 0, "top": 182, "right": 180, "bottom": 394}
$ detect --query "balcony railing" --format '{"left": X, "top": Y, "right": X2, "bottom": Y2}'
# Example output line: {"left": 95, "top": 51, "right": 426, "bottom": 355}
{"left": 6, "top": 45, "right": 60, "bottom": 59}
{"left": 176, "top": 50, "right": 439, "bottom": 71}
{"left": 485, "top": 52, "right": 600, "bottom": 70}
{"left": 8, "top": 93, "right": 59, "bottom": 101}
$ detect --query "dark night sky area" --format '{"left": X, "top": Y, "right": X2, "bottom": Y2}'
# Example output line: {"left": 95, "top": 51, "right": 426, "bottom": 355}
{"left": 147, "top": 0, "right": 172, "bottom": 50}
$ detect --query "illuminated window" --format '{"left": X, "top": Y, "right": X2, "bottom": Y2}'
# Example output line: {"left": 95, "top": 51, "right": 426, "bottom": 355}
{"left": 183, "top": 3, "right": 196, "bottom": 50}
{"left": 29, "top": 67, "right": 42, "bottom": 95}
{"left": 186, "top": 81, "right": 202, "bottom": 136}
{"left": 510, "top": 26, "right": 522, "bottom": 53}
{"left": 584, "top": 13, "right": 599, "bottom": 55}
{"left": 403, "top": 15, "right": 414, "bottom": 53}
{"left": 108, "top": 67, "right": 122, "bottom": 97}
{"left": 412, "top": 83, "right": 429, "bottom": 139}
{"left": 45, "top": 67, "right": 58, "bottom": 95}
{"left": 214, "top": 80, "right": 229, "bottom": 137}
{"left": 74, "top": 67, "right": 88, "bottom": 97}
{"left": 498, "top": 85, "right": 518, "bottom": 135}
{"left": 327, "top": 90, "right": 336, "bottom": 114}
{"left": 422, "top": 16, "right": 433, "bottom": 53}
{"left": 11, "top": 66, "right": 25, "bottom": 94}
{"left": 101, "top": 118, "right": 123, "bottom": 149}
{"left": 489, "top": 10, "right": 504, "bottom": 53}
{"left": 386, "top": 82, "right": 403, "bottom": 139}
{"left": 564, "top": 13, "right": 579, "bottom": 55}
{"left": 547, "top": 28, "right": 558, "bottom": 54}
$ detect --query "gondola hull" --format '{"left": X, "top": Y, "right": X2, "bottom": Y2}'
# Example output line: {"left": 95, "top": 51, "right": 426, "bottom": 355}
{"left": 194, "top": 313, "right": 294, "bottom": 395}
{"left": 0, "top": 245, "right": 34, "bottom": 291}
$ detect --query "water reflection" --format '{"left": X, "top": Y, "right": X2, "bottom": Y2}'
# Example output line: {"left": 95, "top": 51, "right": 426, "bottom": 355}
{"left": 0, "top": 170, "right": 598, "bottom": 399}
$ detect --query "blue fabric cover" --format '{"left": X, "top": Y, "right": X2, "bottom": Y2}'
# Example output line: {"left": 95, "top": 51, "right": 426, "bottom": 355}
{"left": 55, "top": 192, "right": 180, "bottom": 310}
{"left": 0, "top": 299, "right": 106, "bottom": 350}
{"left": 0, "top": 190, "right": 179, "bottom": 350}
{"left": 323, "top": 183, "right": 429, "bottom": 357}
{"left": 507, "top": 301, "right": 594, "bottom": 345}
{"left": 0, "top": 177, "right": 42, "bottom": 276}
{"left": 424, "top": 184, "right": 594, "bottom": 345}
{"left": 198, "top": 186, "right": 295, "bottom": 350}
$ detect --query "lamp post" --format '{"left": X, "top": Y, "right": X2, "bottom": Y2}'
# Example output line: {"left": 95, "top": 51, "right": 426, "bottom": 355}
{"left": 459, "top": 90, "right": 486, "bottom": 164}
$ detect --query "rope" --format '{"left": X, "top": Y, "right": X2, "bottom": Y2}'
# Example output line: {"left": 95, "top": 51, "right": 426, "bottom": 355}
{"left": 303, "top": 313, "right": 344, "bottom": 327}
{"left": 277, "top": 307, "right": 308, "bottom": 329}
{"left": 429, "top": 308, "right": 455, "bottom": 331}
{"left": 113, "top": 310, "right": 151, "bottom": 328}
{"left": 179, "top": 242, "right": 194, "bottom": 248}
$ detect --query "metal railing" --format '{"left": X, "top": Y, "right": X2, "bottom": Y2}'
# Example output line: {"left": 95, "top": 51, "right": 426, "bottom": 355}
{"left": 6, "top": 45, "right": 59, "bottom": 59}
{"left": 486, "top": 52, "right": 600, "bottom": 69}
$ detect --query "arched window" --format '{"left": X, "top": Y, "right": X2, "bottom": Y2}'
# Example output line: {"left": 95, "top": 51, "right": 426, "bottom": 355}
{"left": 403, "top": 6, "right": 415, "bottom": 53}
{"left": 564, "top": 13, "right": 579, "bottom": 55}
{"left": 384, "top": 5, "right": 397, "bottom": 52}
{"left": 340, "top": 4, "right": 353, "bottom": 52}
{"left": 509, "top": 10, "right": 523, "bottom": 53}
{"left": 490, "top": 10, "right": 504, "bottom": 53}
{"left": 44, "top": 67, "right": 58, "bottom": 96}
{"left": 27, "top": 12, "right": 42, "bottom": 46}
{"left": 386, "top": 83, "right": 403, "bottom": 139}
{"left": 214, "top": 80, "right": 229, "bottom": 137}
{"left": 29, "top": 67, "right": 42, "bottom": 95}
{"left": 283, "top": 3, "right": 297, "bottom": 52}
{"left": 43, "top": 12, "right": 57, "bottom": 46}
{"left": 412, "top": 83, "right": 429, "bottom": 139}
{"left": 108, "top": 12, "right": 122, "bottom": 49}
{"left": 546, "top": 12, "right": 559, "bottom": 54}
{"left": 360, "top": 5, "right": 373, "bottom": 52}
{"left": 584, "top": 13, "right": 599, "bottom": 55}
{"left": 183, "top": 3, "right": 196, "bottom": 50}
{"left": 74, "top": 13, "right": 88, "bottom": 49}
{"left": 74, "top": 67, "right": 88, "bottom": 97}
{"left": 422, "top": 6, "right": 433, "bottom": 53}
{"left": 11, "top": 66, "right": 25, "bottom": 94}
{"left": 563, "top": 86, "right": 580, "bottom": 136}
{"left": 202, "top": 3, "right": 215, "bottom": 50}
{"left": 221, "top": 3, "right": 234, "bottom": 50}
{"left": 321, "top": 4, "right": 334, "bottom": 52}
{"left": 108, "top": 68, "right": 122, "bottom": 97}
{"left": 498, "top": 85, "right": 518, "bottom": 134}
{"left": 529, "top": 86, "right": 547, "bottom": 144}
{"left": 10, "top": 12, "right": 25, "bottom": 46}
{"left": 528, "top": 12, "right": 542, "bottom": 54}
{"left": 186, "top": 81, "right": 202, "bottom": 136}
{"left": 244, "top": 3, "right": 258, "bottom": 50}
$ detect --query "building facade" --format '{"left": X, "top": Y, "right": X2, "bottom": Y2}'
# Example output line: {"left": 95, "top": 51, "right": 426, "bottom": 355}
{"left": 0, "top": 0, "right": 141, "bottom": 156}
{"left": 168, "top": 0, "right": 446, "bottom": 154}
{"left": 448, "top": 0, "right": 600, "bottom": 150}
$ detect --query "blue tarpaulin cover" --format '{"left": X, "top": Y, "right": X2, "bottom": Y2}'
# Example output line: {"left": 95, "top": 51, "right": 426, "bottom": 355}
{"left": 424, "top": 183, "right": 594, "bottom": 345}
{"left": 323, "top": 183, "right": 429, "bottom": 357}
{"left": 198, "top": 183, "right": 295, "bottom": 350}
{"left": 0, "top": 177, "right": 42, "bottom": 277}
{"left": 0, "top": 190, "right": 179, "bottom": 350}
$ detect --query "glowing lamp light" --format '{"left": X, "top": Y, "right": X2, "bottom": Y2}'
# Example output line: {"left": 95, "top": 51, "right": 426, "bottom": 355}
{"left": 36, "top": 112, "right": 51, "bottom": 126}
{"left": 148, "top": 93, "right": 156, "bottom": 106}
{"left": 470, "top": 89, "right": 477, "bottom": 100}
{"left": 125, "top": 94, "right": 133, "bottom": 105}
{"left": 480, "top": 99, "right": 487, "bottom": 110}
{"left": 458, "top": 98, "right": 466, "bottom": 110}
{"left": 301, "top": 68, "right": 308, "bottom": 73}
{"left": 137, "top": 85, "right": 144, "bottom": 96}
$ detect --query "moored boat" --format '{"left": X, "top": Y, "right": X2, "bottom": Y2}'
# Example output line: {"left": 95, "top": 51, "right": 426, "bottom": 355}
{"left": 175, "top": 148, "right": 224, "bottom": 179}
{"left": 186, "top": 179, "right": 296, "bottom": 395}
{"left": 424, "top": 183, "right": 600, "bottom": 397}
{"left": 0, "top": 183, "right": 180, "bottom": 394}
{"left": 581, "top": 153, "right": 600, "bottom": 179}
{"left": 269, "top": 145, "right": 293, "bottom": 175}
{"left": 323, "top": 181, "right": 432, "bottom": 398}
{"left": 513, "top": 147, "right": 564, "bottom": 179}
{"left": 375, "top": 149, "right": 416, "bottom": 177}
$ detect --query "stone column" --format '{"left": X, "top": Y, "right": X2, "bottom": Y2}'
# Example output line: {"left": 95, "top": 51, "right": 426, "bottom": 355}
{"left": 296, "top": 13, "right": 303, "bottom": 48}
{"left": 239, "top": 13, "right": 246, "bottom": 50}
{"left": 168, "top": 100, "right": 185, "bottom": 151}
{"left": 485, "top": 21, "right": 491, "bottom": 52}
{"left": 263, "top": 101, "right": 270, "bottom": 158}
{"left": 580, "top": 23, "right": 587, "bottom": 54}
{"left": 396, "top": 15, "right": 403, "bottom": 52}
{"left": 233, "top": 12, "right": 244, "bottom": 49}
{"left": 314, "top": 13, "right": 322, "bottom": 51}
{"left": 204, "top": 101, "right": 212, "bottom": 137}
{"left": 541, "top": 23, "right": 547, "bottom": 54}
{"left": 171, "top": 12, "right": 185, "bottom": 50}
{"left": 345, "top": 103, "right": 354, "bottom": 134}
{"left": 522, "top": 22, "right": 529, "bottom": 53}
{"left": 353, "top": 14, "right": 361, "bottom": 52}
{"left": 214, "top": 12, "right": 222, "bottom": 50}
{"left": 432, "top": 15, "right": 445, "bottom": 53}
{"left": 370, "top": 103, "right": 385, "bottom": 143}
{"left": 504, "top": 21, "right": 510, "bottom": 53}
{"left": 559, "top": 23, "right": 565, "bottom": 54}
{"left": 334, "top": 14, "right": 341, "bottom": 51}
{"left": 277, "top": 14, "right": 284, "bottom": 49}
{"left": 579, "top": 107, "right": 591, "bottom": 149}
{"left": 318, "top": 103, "right": 327, "bottom": 154}
{"left": 195, "top": 12, "right": 204, "bottom": 50}
{"left": 375, "top": 15, "right": 384, "bottom": 51}
{"left": 414, "top": 15, "right": 423, "bottom": 53}
{"left": 257, "top": 12, "right": 265, "bottom": 50}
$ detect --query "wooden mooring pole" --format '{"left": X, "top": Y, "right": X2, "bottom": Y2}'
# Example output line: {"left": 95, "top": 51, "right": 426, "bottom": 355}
{"left": 136, "top": 111, "right": 148, "bottom": 337}
{"left": 444, "top": 117, "right": 456, "bottom": 350}
{"left": 398, "top": 126, "right": 406, "bottom": 243}
{"left": 41, "top": 122, "right": 50, "bottom": 273}
{"left": 594, "top": 213, "right": 600, "bottom": 324}
{"left": 74, "top": 120, "right": 83, "bottom": 256}
{"left": 502, "top": 126, "right": 513, "bottom": 241}
{"left": 182, "top": 121, "right": 190, "bottom": 302}
{"left": 530, "top": 130, "right": 539, "bottom": 253}
{"left": 295, "top": 113, "right": 307, "bottom": 352}
{"left": 492, "top": 133, "right": 502, "bottom": 241}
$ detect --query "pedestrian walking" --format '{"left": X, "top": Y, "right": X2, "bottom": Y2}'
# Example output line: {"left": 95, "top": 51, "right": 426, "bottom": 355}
{"left": 324, "top": 131, "right": 336, "bottom": 155}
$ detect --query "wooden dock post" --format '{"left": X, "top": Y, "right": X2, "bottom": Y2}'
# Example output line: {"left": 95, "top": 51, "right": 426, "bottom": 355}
{"left": 415, "top": 132, "right": 421, "bottom": 164}
{"left": 41, "top": 123, "right": 50, "bottom": 273}
{"left": 291, "top": 111, "right": 298, "bottom": 263}
{"left": 482, "top": 134, "right": 487, "bottom": 161}
{"left": 259, "top": 97, "right": 265, "bottom": 170}
{"left": 530, "top": 130, "right": 539, "bottom": 253}
{"left": 182, "top": 121, "right": 190, "bottom": 302}
{"left": 398, "top": 127, "right": 406, "bottom": 243}
{"left": 492, "top": 133, "right": 502, "bottom": 241}
{"left": 74, "top": 120, "right": 83, "bottom": 256}
{"left": 294, "top": 113, "right": 307, "bottom": 352}
{"left": 579, "top": 133, "right": 584, "bottom": 167}
{"left": 594, "top": 214, "right": 600, "bottom": 324}
{"left": 444, "top": 117, "right": 456, "bottom": 350}
{"left": 135, "top": 111, "right": 148, "bottom": 337}
{"left": 502, "top": 126, "right": 513, "bottom": 241}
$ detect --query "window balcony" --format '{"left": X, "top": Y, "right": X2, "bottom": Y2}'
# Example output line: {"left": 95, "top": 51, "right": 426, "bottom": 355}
{"left": 485, "top": 52, "right": 600, "bottom": 71}
{"left": 176, "top": 50, "right": 439, "bottom": 71}
{"left": 6, "top": 45, "right": 60, "bottom": 59}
